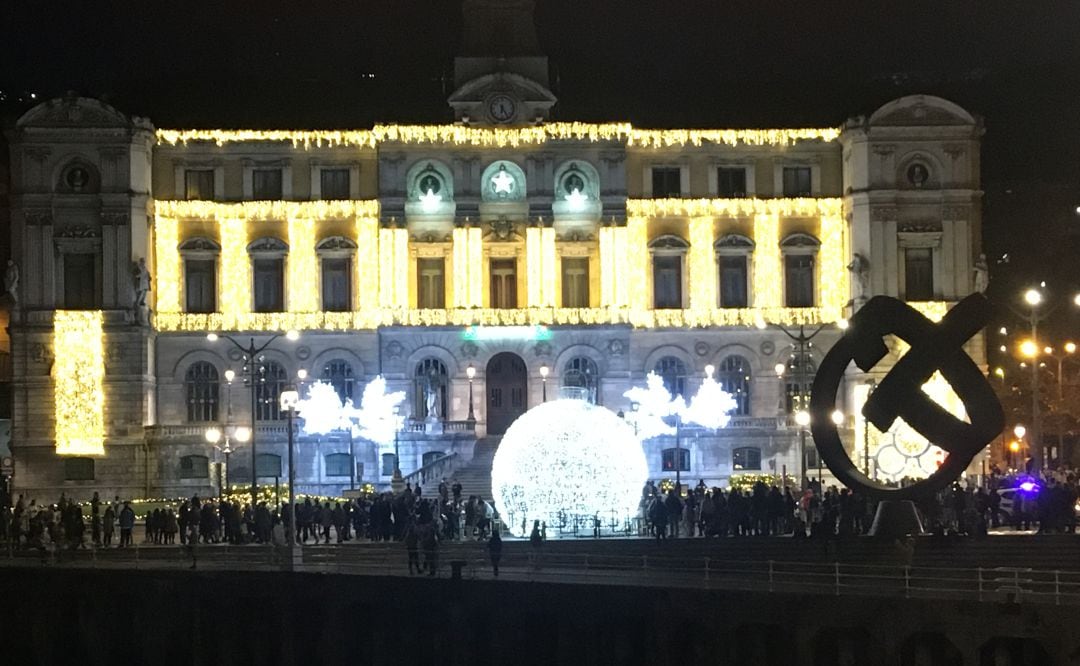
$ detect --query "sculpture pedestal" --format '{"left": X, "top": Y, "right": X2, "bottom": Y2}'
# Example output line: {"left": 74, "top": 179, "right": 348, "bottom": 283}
{"left": 425, "top": 417, "right": 444, "bottom": 434}
{"left": 869, "top": 500, "right": 923, "bottom": 538}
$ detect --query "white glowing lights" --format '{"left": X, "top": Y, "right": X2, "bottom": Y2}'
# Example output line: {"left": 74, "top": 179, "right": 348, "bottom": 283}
{"left": 623, "top": 370, "right": 737, "bottom": 436}
{"left": 682, "top": 365, "right": 739, "bottom": 430}
{"left": 53, "top": 311, "right": 105, "bottom": 455}
{"left": 296, "top": 381, "right": 352, "bottom": 436}
{"left": 419, "top": 187, "right": 441, "bottom": 212}
{"left": 350, "top": 376, "right": 406, "bottom": 446}
{"left": 491, "top": 398, "right": 648, "bottom": 537}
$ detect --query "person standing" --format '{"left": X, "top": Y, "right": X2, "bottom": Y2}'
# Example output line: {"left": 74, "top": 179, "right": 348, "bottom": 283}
{"left": 118, "top": 502, "right": 135, "bottom": 548}
{"left": 102, "top": 504, "right": 115, "bottom": 547}
{"left": 420, "top": 520, "right": 439, "bottom": 576}
{"left": 529, "top": 520, "right": 544, "bottom": 569}
{"left": 488, "top": 530, "right": 503, "bottom": 577}
{"left": 404, "top": 522, "right": 420, "bottom": 575}
{"left": 90, "top": 492, "right": 101, "bottom": 546}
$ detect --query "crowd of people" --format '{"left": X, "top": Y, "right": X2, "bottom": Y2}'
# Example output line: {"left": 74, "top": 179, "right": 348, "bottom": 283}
{"left": 2, "top": 469, "right": 1079, "bottom": 556}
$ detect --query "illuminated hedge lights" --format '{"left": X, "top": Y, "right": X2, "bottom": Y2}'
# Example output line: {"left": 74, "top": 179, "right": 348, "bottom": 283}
{"left": 53, "top": 311, "right": 105, "bottom": 456}
{"left": 492, "top": 398, "right": 648, "bottom": 538}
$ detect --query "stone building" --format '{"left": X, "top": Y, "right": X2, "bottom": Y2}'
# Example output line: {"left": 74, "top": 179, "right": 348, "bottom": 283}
{"left": 3, "top": 0, "right": 986, "bottom": 501}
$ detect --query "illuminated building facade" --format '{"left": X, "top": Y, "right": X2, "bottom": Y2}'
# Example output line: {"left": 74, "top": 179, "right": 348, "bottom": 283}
{"left": 4, "top": 2, "right": 986, "bottom": 499}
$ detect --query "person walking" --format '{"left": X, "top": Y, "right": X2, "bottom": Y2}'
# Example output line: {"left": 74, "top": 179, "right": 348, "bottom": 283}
{"left": 404, "top": 522, "right": 420, "bottom": 575}
{"left": 529, "top": 520, "right": 543, "bottom": 570}
{"left": 488, "top": 529, "right": 503, "bottom": 577}
{"left": 102, "top": 504, "right": 115, "bottom": 547}
{"left": 420, "top": 520, "right": 439, "bottom": 576}
{"left": 90, "top": 492, "right": 101, "bottom": 546}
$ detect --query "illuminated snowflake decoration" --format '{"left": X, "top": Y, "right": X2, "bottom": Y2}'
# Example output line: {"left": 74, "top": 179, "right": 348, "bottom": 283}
{"left": 564, "top": 187, "right": 588, "bottom": 209}
{"left": 419, "top": 187, "right": 441, "bottom": 211}
{"left": 296, "top": 381, "right": 351, "bottom": 436}
{"left": 492, "top": 398, "right": 648, "bottom": 537}
{"left": 623, "top": 372, "right": 680, "bottom": 439}
{"left": 681, "top": 366, "right": 739, "bottom": 430}
{"left": 346, "top": 375, "right": 406, "bottom": 445}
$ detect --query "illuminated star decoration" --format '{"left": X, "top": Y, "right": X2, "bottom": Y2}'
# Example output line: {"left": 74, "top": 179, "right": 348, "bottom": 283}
{"left": 564, "top": 187, "right": 588, "bottom": 209}
{"left": 346, "top": 375, "right": 407, "bottom": 445}
{"left": 419, "top": 187, "right": 441, "bottom": 211}
{"left": 681, "top": 365, "right": 738, "bottom": 430}
{"left": 296, "top": 381, "right": 352, "bottom": 436}
{"left": 491, "top": 167, "right": 515, "bottom": 195}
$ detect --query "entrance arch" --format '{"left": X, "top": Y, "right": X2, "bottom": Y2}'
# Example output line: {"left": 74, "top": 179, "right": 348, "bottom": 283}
{"left": 486, "top": 352, "right": 527, "bottom": 435}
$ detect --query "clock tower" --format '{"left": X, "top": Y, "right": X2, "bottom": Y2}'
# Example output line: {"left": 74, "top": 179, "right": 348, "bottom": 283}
{"left": 449, "top": 0, "right": 557, "bottom": 124}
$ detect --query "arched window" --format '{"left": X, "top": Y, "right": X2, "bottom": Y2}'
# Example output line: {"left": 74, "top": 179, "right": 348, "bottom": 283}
{"left": 422, "top": 451, "right": 446, "bottom": 467}
{"left": 255, "top": 361, "right": 288, "bottom": 421}
{"left": 650, "top": 235, "right": 689, "bottom": 309}
{"left": 185, "top": 361, "right": 219, "bottom": 423}
{"left": 325, "top": 453, "right": 353, "bottom": 477}
{"left": 180, "top": 455, "right": 210, "bottom": 479}
{"left": 785, "top": 354, "right": 817, "bottom": 413}
{"left": 662, "top": 448, "right": 690, "bottom": 472}
{"left": 381, "top": 453, "right": 398, "bottom": 476}
{"left": 717, "top": 356, "right": 752, "bottom": 416}
{"left": 321, "top": 359, "right": 355, "bottom": 403}
{"left": 414, "top": 358, "right": 449, "bottom": 419}
{"left": 654, "top": 356, "right": 687, "bottom": 399}
{"left": 732, "top": 447, "right": 761, "bottom": 471}
{"left": 255, "top": 453, "right": 281, "bottom": 478}
{"left": 562, "top": 356, "right": 599, "bottom": 403}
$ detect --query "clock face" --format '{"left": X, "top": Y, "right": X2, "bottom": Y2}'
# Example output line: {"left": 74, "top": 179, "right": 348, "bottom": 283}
{"left": 488, "top": 95, "right": 517, "bottom": 123}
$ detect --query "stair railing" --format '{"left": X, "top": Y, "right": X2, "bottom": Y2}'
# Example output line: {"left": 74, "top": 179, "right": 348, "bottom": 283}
{"left": 403, "top": 452, "right": 461, "bottom": 487}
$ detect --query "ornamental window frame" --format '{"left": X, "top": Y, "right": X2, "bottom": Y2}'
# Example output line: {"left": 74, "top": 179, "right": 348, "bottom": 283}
{"left": 780, "top": 233, "right": 820, "bottom": 308}
{"left": 185, "top": 360, "right": 220, "bottom": 423}
{"left": 310, "top": 163, "right": 359, "bottom": 200}
{"left": 897, "top": 231, "right": 943, "bottom": 302}
{"left": 414, "top": 358, "right": 449, "bottom": 420}
{"left": 179, "top": 237, "right": 220, "bottom": 314}
{"left": 714, "top": 234, "right": 754, "bottom": 308}
{"left": 708, "top": 162, "right": 755, "bottom": 197}
{"left": 174, "top": 163, "right": 224, "bottom": 201}
{"left": 562, "top": 356, "right": 600, "bottom": 404}
{"left": 315, "top": 236, "right": 356, "bottom": 312}
{"left": 644, "top": 163, "right": 688, "bottom": 198}
{"left": 480, "top": 160, "right": 526, "bottom": 202}
{"left": 716, "top": 355, "right": 752, "bottom": 416}
{"left": 649, "top": 234, "right": 690, "bottom": 310}
{"left": 774, "top": 160, "right": 820, "bottom": 197}
{"left": 243, "top": 161, "right": 292, "bottom": 200}
{"left": 248, "top": 236, "right": 289, "bottom": 313}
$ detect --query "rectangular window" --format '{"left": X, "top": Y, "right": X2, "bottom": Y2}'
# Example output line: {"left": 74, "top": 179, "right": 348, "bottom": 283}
{"left": 904, "top": 247, "right": 934, "bottom": 301}
{"left": 782, "top": 166, "right": 812, "bottom": 197}
{"left": 255, "top": 454, "right": 281, "bottom": 478}
{"left": 253, "top": 258, "right": 284, "bottom": 312}
{"left": 381, "top": 453, "right": 397, "bottom": 476}
{"left": 490, "top": 259, "right": 517, "bottom": 309}
{"left": 64, "top": 458, "right": 95, "bottom": 481}
{"left": 184, "top": 169, "right": 215, "bottom": 200}
{"left": 561, "top": 257, "right": 590, "bottom": 307}
{"left": 184, "top": 259, "right": 216, "bottom": 313}
{"left": 652, "top": 255, "right": 683, "bottom": 309}
{"left": 651, "top": 167, "right": 682, "bottom": 198}
{"left": 320, "top": 168, "right": 350, "bottom": 200}
{"left": 417, "top": 258, "right": 446, "bottom": 309}
{"left": 64, "top": 253, "right": 97, "bottom": 309}
{"left": 325, "top": 454, "right": 353, "bottom": 477}
{"left": 717, "top": 167, "right": 747, "bottom": 197}
{"left": 719, "top": 255, "right": 749, "bottom": 308}
{"left": 784, "top": 254, "right": 815, "bottom": 307}
{"left": 321, "top": 257, "right": 351, "bottom": 311}
{"left": 252, "top": 169, "right": 283, "bottom": 199}
{"left": 180, "top": 456, "right": 210, "bottom": 479}
{"left": 662, "top": 449, "right": 690, "bottom": 472}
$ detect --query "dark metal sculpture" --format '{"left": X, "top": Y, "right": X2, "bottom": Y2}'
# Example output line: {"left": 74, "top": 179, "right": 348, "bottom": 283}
{"left": 810, "top": 295, "right": 1004, "bottom": 529}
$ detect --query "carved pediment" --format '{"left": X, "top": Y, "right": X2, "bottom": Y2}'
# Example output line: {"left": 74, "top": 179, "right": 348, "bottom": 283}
{"left": 869, "top": 95, "right": 976, "bottom": 127}
{"left": 179, "top": 237, "right": 221, "bottom": 252}
{"left": 16, "top": 95, "right": 147, "bottom": 129}
{"left": 316, "top": 236, "right": 358, "bottom": 251}
{"left": 247, "top": 237, "right": 288, "bottom": 253}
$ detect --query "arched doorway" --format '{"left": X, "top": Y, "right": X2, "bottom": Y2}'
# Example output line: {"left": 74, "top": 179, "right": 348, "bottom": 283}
{"left": 486, "top": 352, "right": 527, "bottom": 435}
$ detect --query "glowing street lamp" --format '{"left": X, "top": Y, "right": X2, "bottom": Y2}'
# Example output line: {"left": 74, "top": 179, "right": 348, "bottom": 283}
{"left": 466, "top": 364, "right": 476, "bottom": 422}
{"left": 1024, "top": 289, "right": 1043, "bottom": 307}
{"left": 540, "top": 364, "right": 549, "bottom": 402}
{"left": 1020, "top": 340, "right": 1039, "bottom": 359}
{"left": 279, "top": 384, "right": 300, "bottom": 548}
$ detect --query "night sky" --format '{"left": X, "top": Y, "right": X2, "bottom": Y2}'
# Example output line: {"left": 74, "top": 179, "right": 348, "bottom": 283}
{"left": 2, "top": 0, "right": 1079, "bottom": 339}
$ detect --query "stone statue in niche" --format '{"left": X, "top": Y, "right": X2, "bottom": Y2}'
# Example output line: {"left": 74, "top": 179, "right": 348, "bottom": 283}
{"left": 65, "top": 166, "right": 90, "bottom": 192}
{"left": 973, "top": 253, "right": 990, "bottom": 294}
{"left": 132, "top": 258, "right": 151, "bottom": 318}
{"left": 4, "top": 260, "right": 19, "bottom": 304}
{"left": 424, "top": 369, "right": 441, "bottom": 420}
{"left": 847, "top": 253, "right": 870, "bottom": 302}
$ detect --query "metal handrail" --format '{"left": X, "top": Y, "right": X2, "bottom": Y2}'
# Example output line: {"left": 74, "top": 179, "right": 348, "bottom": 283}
{"left": 402, "top": 452, "right": 461, "bottom": 486}
{"left": 5, "top": 543, "right": 1080, "bottom": 606}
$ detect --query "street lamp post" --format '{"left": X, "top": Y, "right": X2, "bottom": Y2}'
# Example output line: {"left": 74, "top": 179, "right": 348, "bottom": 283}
{"left": 466, "top": 364, "right": 476, "bottom": 423}
{"left": 1024, "top": 289, "right": 1043, "bottom": 470}
{"left": 208, "top": 330, "right": 299, "bottom": 508}
{"left": 279, "top": 384, "right": 300, "bottom": 549}
{"left": 795, "top": 409, "right": 811, "bottom": 489}
{"left": 540, "top": 364, "right": 549, "bottom": 402}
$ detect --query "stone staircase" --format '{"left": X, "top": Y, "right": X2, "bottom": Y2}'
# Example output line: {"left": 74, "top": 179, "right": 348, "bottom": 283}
{"left": 449, "top": 436, "right": 500, "bottom": 502}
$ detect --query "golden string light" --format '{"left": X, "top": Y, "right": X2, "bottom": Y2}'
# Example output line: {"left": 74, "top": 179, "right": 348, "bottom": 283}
{"left": 452, "top": 227, "right": 469, "bottom": 308}
{"left": 155, "top": 304, "right": 890, "bottom": 332}
{"left": 626, "top": 217, "right": 650, "bottom": 311}
{"left": 526, "top": 227, "right": 542, "bottom": 307}
{"left": 156, "top": 124, "right": 840, "bottom": 150}
{"left": 154, "top": 216, "right": 181, "bottom": 313}
{"left": 287, "top": 216, "right": 319, "bottom": 312}
{"left": 467, "top": 226, "right": 484, "bottom": 308}
{"left": 54, "top": 311, "right": 105, "bottom": 456}
{"left": 541, "top": 227, "right": 556, "bottom": 307}
{"left": 155, "top": 200, "right": 379, "bottom": 220}
{"left": 817, "top": 211, "right": 849, "bottom": 322}
{"left": 752, "top": 213, "right": 782, "bottom": 308}
{"left": 355, "top": 215, "right": 380, "bottom": 311}
{"left": 218, "top": 217, "right": 250, "bottom": 315}
{"left": 626, "top": 197, "right": 842, "bottom": 219}
{"left": 599, "top": 226, "right": 616, "bottom": 307}
{"left": 687, "top": 217, "right": 717, "bottom": 310}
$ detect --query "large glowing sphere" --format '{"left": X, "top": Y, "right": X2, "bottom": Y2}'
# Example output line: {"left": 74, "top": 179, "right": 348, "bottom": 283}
{"left": 491, "top": 398, "right": 648, "bottom": 537}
